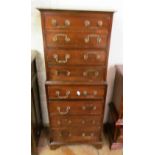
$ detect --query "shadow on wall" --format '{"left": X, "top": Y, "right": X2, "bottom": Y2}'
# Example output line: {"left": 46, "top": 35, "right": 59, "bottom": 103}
{"left": 33, "top": 50, "right": 49, "bottom": 126}
{"left": 104, "top": 65, "right": 116, "bottom": 122}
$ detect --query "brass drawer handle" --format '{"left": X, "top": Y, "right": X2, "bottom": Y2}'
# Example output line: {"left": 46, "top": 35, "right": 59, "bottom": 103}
{"left": 59, "top": 131, "right": 71, "bottom": 137}
{"left": 55, "top": 70, "right": 71, "bottom": 76}
{"left": 53, "top": 34, "right": 70, "bottom": 42}
{"left": 59, "top": 119, "right": 71, "bottom": 124}
{"left": 55, "top": 90, "right": 70, "bottom": 99}
{"left": 51, "top": 19, "right": 57, "bottom": 26}
{"left": 97, "top": 20, "right": 103, "bottom": 27}
{"left": 84, "top": 20, "right": 90, "bottom": 27}
{"left": 53, "top": 54, "right": 70, "bottom": 64}
{"left": 82, "top": 105, "right": 96, "bottom": 110}
{"left": 84, "top": 52, "right": 100, "bottom": 61}
{"left": 83, "top": 70, "right": 99, "bottom": 77}
{"left": 84, "top": 20, "right": 103, "bottom": 27}
{"left": 84, "top": 34, "right": 101, "bottom": 44}
{"left": 51, "top": 19, "right": 70, "bottom": 27}
{"left": 83, "top": 90, "right": 98, "bottom": 96}
{"left": 83, "top": 91, "right": 87, "bottom": 96}
{"left": 65, "top": 19, "right": 70, "bottom": 26}
{"left": 57, "top": 106, "right": 70, "bottom": 115}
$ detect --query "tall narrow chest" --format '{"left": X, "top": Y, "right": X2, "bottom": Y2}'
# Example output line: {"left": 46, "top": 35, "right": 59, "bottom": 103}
{"left": 39, "top": 9, "right": 114, "bottom": 148}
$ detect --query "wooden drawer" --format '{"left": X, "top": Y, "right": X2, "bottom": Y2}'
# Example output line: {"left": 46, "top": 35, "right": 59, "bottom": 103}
{"left": 46, "top": 49, "right": 107, "bottom": 66}
{"left": 47, "top": 66, "right": 106, "bottom": 82}
{"left": 44, "top": 11, "right": 112, "bottom": 30}
{"left": 45, "top": 31, "right": 108, "bottom": 49}
{"left": 46, "top": 84, "right": 107, "bottom": 100}
{"left": 48, "top": 100, "right": 104, "bottom": 116}
{"left": 50, "top": 128, "right": 101, "bottom": 142}
{"left": 50, "top": 115, "right": 102, "bottom": 129}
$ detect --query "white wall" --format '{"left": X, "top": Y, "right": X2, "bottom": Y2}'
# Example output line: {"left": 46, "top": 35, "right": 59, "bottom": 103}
{"left": 31, "top": 0, "right": 123, "bottom": 125}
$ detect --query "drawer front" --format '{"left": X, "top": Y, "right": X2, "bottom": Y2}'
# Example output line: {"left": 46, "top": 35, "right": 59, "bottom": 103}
{"left": 45, "top": 31, "right": 108, "bottom": 49}
{"left": 48, "top": 100, "right": 104, "bottom": 116}
{"left": 50, "top": 115, "right": 102, "bottom": 129}
{"left": 44, "top": 12, "right": 112, "bottom": 30}
{"left": 50, "top": 128, "right": 101, "bottom": 142}
{"left": 46, "top": 49, "right": 107, "bottom": 66}
{"left": 46, "top": 85, "right": 106, "bottom": 100}
{"left": 47, "top": 66, "right": 106, "bottom": 82}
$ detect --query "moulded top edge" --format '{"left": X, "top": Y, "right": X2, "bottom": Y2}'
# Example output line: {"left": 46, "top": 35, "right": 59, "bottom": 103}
{"left": 37, "top": 8, "right": 116, "bottom": 13}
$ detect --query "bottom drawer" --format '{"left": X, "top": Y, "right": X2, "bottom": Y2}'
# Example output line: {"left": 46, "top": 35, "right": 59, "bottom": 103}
{"left": 50, "top": 128, "right": 101, "bottom": 142}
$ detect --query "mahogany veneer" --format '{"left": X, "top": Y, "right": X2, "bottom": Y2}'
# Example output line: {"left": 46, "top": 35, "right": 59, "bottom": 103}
{"left": 39, "top": 9, "right": 114, "bottom": 149}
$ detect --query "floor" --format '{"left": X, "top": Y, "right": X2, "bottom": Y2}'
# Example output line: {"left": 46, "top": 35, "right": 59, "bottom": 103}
{"left": 37, "top": 130, "right": 123, "bottom": 155}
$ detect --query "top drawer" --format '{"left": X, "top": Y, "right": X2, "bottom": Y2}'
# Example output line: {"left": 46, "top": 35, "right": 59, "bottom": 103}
{"left": 43, "top": 11, "right": 113, "bottom": 30}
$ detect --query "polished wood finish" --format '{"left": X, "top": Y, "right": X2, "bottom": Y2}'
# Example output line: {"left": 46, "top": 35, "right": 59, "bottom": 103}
{"left": 39, "top": 9, "right": 114, "bottom": 149}
{"left": 51, "top": 127, "right": 101, "bottom": 142}
{"left": 45, "top": 31, "right": 108, "bottom": 49}
{"left": 48, "top": 100, "right": 104, "bottom": 115}
{"left": 46, "top": 84, "right": 106, "bottom": 99}
{"left": 47, "top": 66, "right": 106, "bottom": 82}
{"left": 46, "top": 49, "right": 107, "bottom": 66}
{"left": 50, "top": 115, "right": 102, "bottom": 128}
{"left": 44, "top": 11, "right": 111, "bottom": 30}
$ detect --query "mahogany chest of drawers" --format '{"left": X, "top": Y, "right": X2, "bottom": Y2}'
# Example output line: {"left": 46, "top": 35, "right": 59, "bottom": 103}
{"left": 39, "top": 9, "right": 114, "bottom": 149}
